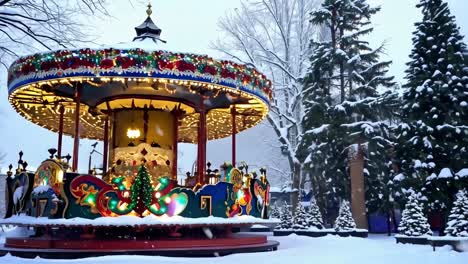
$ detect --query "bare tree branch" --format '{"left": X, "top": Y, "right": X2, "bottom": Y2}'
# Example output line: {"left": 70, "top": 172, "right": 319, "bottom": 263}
{"left": 214, "top": 0, "right": 323, "bottom": 203}
{"left": 0, "top": 0, "right": 109, "bottom": 67}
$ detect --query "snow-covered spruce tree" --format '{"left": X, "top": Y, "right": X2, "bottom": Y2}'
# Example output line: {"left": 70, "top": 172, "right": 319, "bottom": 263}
{"left": 276, "top": 202, "right": 293, "bottom": 230}
{"left": 269, "top": 202, "right": 281, "bottom": 219}
{"left": 398, "top": 193, "right": 431, "bottom": 237}
{"left": 300, "top": 0, "right": 397, "bottom": 215}
{"left": 335, "top": 0, "right": 396, "bottom": 215}
{"left": 445, "top": 190, "right": 468, "bottom": 237}
{"left": 292, "top": 203, "right": 309, "bottom": 230}
{"left": 298, "top": 36, "right": 346, "bottom": 213}
{"left": 394, "top": 0, "right": 468, "bottom": 213}
{"left": 308, "top": 198, "right": 324, "bottom": 229}
{"left": 334, "top": 201, "right": 357, "bottom": 231}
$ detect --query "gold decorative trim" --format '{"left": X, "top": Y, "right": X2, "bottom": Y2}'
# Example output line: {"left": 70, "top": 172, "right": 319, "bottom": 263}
{"left": 200, "top": 195, "right": 212, "bottom": 216}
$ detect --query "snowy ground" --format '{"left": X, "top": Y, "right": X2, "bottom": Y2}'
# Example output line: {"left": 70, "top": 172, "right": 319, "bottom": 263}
{"left": 0, "top": 231, "right": 467, "bottom": 264}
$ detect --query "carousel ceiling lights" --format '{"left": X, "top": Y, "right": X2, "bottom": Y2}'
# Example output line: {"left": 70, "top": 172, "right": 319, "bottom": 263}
{"left": 127, "top": 128, "right": 141, "bottom": 139}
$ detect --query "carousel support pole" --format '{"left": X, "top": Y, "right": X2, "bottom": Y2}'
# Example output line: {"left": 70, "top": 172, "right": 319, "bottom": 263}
{"left": 103, "top": 116, "right": 109, "bottom": 174}
{"left": 196, "top": 119, "right": 201, "bottom": 182}
{"left": 201, "top": 109, "right": 207, "bottom": 184}
{"left": 197, "top": 107, "right": 207, "bottom": 184}
{"left": 231, "top": 106, "right": 236, "bottom": 167}
{"left": 72, "top": 83, "right": 82, "bottom": 172}
{"left": 172, "top": 111, "right": 180, "bottom": 181}
{"left": 57, "top": 105, "right": 65, "bottom": 159}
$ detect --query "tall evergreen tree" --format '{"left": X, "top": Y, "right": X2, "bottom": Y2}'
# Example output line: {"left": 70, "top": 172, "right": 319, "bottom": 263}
{"left": 394, "top": 0, "right": 468, "bottom": 218}
{"left": 300, "top": 0, "right": 396, "bottom": 217}
{"left": 299, "top": 37, "right": 342, "bottom": 214}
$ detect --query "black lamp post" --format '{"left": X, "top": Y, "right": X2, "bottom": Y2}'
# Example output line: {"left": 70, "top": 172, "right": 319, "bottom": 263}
{"left": 88, "top": 142, "right": 102, "bottom": 175}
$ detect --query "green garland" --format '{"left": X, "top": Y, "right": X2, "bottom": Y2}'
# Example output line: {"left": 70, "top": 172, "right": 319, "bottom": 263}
{"left": 8, "top": 48, "right": 273, "bottom": 99}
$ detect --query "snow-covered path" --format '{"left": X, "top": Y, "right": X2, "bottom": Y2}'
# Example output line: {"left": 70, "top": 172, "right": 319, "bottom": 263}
{"left": 0, "top": 234, "right": 466, "bottom": 264}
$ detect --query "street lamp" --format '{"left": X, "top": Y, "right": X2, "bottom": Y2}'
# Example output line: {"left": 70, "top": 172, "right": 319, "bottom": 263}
{"left": 88, "top": 142, "right": 103, "bottom": 175}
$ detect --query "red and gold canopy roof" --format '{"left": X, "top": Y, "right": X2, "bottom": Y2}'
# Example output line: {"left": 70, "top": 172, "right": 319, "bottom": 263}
{"left": 6, "top": 12, "right": 272, "bottom": 143}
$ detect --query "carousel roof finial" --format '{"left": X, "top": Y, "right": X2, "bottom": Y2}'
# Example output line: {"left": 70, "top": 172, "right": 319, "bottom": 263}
{"left": 133, "top": 1, "right": 166, "bottom": 43}
{"left": 146, "top": 2, "right": 152, "bottom": 17}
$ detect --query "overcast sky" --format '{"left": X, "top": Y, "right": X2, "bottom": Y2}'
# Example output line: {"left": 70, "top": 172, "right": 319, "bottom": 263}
{"left": 0, "top": 0, "right": 467, "bottom": 174}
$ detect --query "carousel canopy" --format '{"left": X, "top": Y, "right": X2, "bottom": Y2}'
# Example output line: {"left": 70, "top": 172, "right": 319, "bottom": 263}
{"left": 6, "top": 5, "right": 272, "bottom": 143}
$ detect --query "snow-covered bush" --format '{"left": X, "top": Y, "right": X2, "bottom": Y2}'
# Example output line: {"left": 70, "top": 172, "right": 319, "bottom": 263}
{"left": 307, "top": 198, "right": 324, "bottom": 229}
{"left": 292, "top": 203, "right": 308, "bottom": 230}
{"left": 445, "top": 190, "right": 468, "bottom": 237}
{"left": 269, "top": 202, "right": 281, "bottom": 219}
{"left": 398, "top": 193, "right": 431, "bottom": 236}
{"left": 334, "top": 200, "right": 357, "bottom": 231}
{"left": 276, "top": 201, "right": 293, "bottom": 230}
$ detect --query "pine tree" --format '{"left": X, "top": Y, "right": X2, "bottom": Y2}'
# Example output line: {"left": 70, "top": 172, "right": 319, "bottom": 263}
{"left": 334, "top": 200, "right": 357, "bottom": 231}
{"left": 276, "top": 202, "right": 293, "bottom": 230}
{"left": 445, "top": 190, "right": 468, "bottom": 237}
{"left": 394, "top": 0, "right": 468, "bottom": 213}
{"left": 308, "top": 198, "right": 324, "bottom": 229}
{"left": 335, "top": 0, "right": 396, "bottom": 215}
{"left": 298, "top": 38, "right": 344, "bottom": 212}
{"left": 292, "top": 203, "right": 308, "bottom": 230}
{"left": 300, "top": 0, "right": 396, "bottom": 214}
{"left": 270, "top": 202, "right": 281, "bottom": 219}
{"left": 398, "top": 193, "right": 431, "bottom": 236}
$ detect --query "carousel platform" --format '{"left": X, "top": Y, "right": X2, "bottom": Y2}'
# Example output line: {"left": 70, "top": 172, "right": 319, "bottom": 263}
{"left": 0, "top": 216, "right": 279, "bottom": 258}
{"left": 0, "top": 235, "right": 279, "bottom": 258}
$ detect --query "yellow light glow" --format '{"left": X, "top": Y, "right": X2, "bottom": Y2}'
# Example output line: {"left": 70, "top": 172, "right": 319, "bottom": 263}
{"left": 126, "top": 128, "right": 141, "bottom": 139}
{"left": 57, "top": 170, "right": 64, "bottom": 183}
{"left": 8, "top": 75, "right": 269, "bottom": 143}
{"left": 119, "top": 202, "right": 128, "bottom": 211}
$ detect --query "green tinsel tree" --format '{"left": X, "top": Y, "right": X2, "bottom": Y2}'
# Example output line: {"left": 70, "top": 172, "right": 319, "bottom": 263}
{"left": 129, "top": 165, "right": 154, "bottom": 215}
{"left": 334, "top": 200, "right": 357, "bottom": 231}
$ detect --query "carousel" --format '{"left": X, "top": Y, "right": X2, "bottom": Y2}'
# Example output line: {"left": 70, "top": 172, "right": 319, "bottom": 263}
{"left": 0, "top": 3, "right": 278, "bottom": 258}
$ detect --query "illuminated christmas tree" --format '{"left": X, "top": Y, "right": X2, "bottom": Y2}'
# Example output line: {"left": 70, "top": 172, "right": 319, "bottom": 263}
{"left": 129, "top": 165, "right": 154, "bottom": 215}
